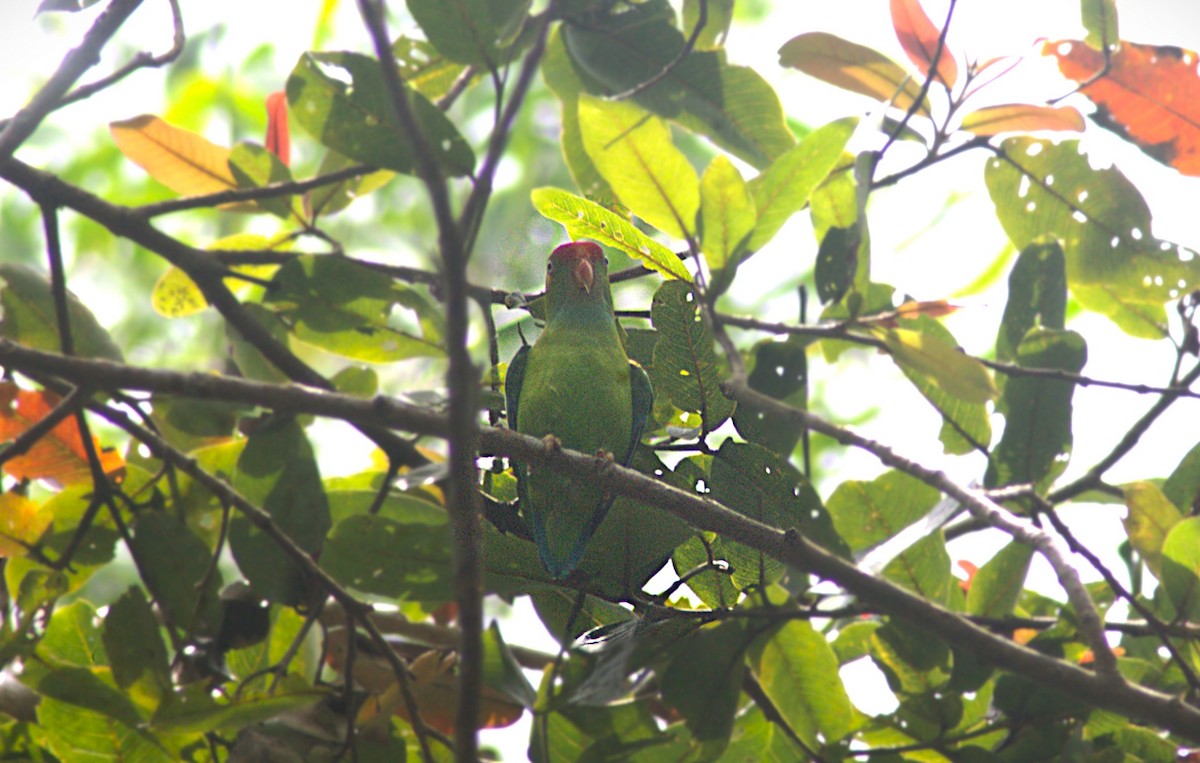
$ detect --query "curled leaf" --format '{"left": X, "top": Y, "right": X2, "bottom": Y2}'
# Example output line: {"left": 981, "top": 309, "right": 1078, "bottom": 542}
{"left": 890, "top": 0, "right": 958, "bottom": 89}
{"left": 779, "top": 32, "right": 930, "bottom": 116}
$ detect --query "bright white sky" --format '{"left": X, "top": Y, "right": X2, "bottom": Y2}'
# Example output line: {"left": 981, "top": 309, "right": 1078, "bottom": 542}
{"left": 2, "top": 0, "right": 1200, "bottom": 755}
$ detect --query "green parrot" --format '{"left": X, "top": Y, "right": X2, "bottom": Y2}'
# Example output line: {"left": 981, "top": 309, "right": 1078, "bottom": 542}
{"left": 506, "top": 241, "right": 654, "bottom": 579}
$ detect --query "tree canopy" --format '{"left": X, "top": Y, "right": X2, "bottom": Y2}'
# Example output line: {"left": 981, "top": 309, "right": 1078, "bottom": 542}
{"left": 0, "top": 0, "right": 1199, "bottom": 761}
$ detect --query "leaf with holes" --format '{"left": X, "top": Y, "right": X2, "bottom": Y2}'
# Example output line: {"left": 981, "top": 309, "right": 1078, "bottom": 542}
{"left": 779, "top": 32, "right": 930, "bottom": 116}
{"left": 1046, "top": 39, "right": 1200, "bottom": 175}
{"left": 578, "top": 95, "right": 699, "bottom": 242}
{"left": 0, "top": 382, "right": 125, "bottom": 486}
{"left": 731, "top": 337, "right": 809, "bottom": 457}
{"left": 890, "top": 0, "right": 958, "bottom": 89}
{"left": 286, "top": 51, "right": 474, "bottom": 176}
{"left": 531, "top": 188, "right": 689, "bottom": 279}
{"left": 650, "top": 281, "right": 734, "bottom": 432}
{"left": 986, "top": 137, "right": 1200, "bottom": 337}
{"left": 1081, "top": 0, "right": 1119, "bottom": 52}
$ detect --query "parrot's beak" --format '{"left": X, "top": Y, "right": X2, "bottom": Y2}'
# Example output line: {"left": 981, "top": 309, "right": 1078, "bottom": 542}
{"left": 573, "top": 258, "right": 594, "bottom": 294}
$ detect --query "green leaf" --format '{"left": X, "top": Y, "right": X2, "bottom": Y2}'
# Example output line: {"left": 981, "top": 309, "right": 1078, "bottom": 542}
{"left": 35, "top": 667, "right": 146, "bottom": 731}
{"left": 406, "top": 0, "right": 497, "bottom": 66}
{"left": 985, "top": 328, "right": 1086, "bottom": 489}
{"left": 751, "top": 620, "right": 863, "bottom": 745}
{"left": 779, "top": 32, "right": 930, "bottom": 116}
{"left": 661, "top": 621, "right": 754, "bottom": 745}
{"left": 1163, "top": 441, "right": 1200, "bottom": 514}
{"left": 870, "top": 621, "right": 952, "bottom": 696}
{"left": 731, "top": 336, "right": 809, "bottom": 456}
{"left": 578, "top": 95, "right": 700, "bottom": 242}
{"left": 103, "top": 588, "right": 171, "bottom": 696}
{"left": 809, "top": 162, "right": 871, "bottom": 304}
{"left": 682, "top": 0, "right": 735, "bottom": 50}
{"left": 965, "top": 541, "right": 1034, "bottom": 618}
{"left": 230, "top": 417, "right": 331, "bottom": 605}
{"left": 996, "top": 241, "right": 1067, "bottom": 363}
{"left": 826, "top": 470, "right": 940, "bottom": 552}
{"left": 877, "top": 326, "right": 998, "bottom": 404}
{"left": 226, "top": 302, "right": 292, "bottom": 384}
{"left": 895, "top": 315, "right": 991, "bottom": 456}
{"left": 673, "top": 534, "right": 740, "bottom": 609}
{"left": 883, "top": 531, "right": 953, "bottom": 604}
{"left": 265, "top": 255, "right": 444, "bottom": 362}
{"left": 541, "top": 28, "right": 613, "bottom": 201}
{"left": 564, "top": 2, "right": 794, "bottom": 169}
{"left": 531, "top": 187, "right": 689, "bottom": 279}
{"left": 35, "top": 695, "right": 172, "bottom": 763}
{"left": 748, "top": 118, "right": 855, "bottom": 252}
{"left": 130, "top": 513, "right": 225, "bottom": 638}
{"left": 152, "top": 675, "right": 325, "bottom": 735}
{"left": 1123, "top": 482, "right": 1184, "bottom": 581}
{"left": 699, "top": 155, "right": 755, "bottom": 275}
{"left": 306, "top": 149, "right": 394, "bottom": 219}
{"left": 393, "top": 36, "right": 470, "bottom": 100}
{"left": 286, "top": 51, "right": 474, "bottom": 176}
{"left": 986, "top": 137, "right": 1200, "bottom": 337}
{"left": 1081, "top": 0, "right": 1119, "bottom": 51}
{"left": 228, "top": 141, "right": 295, "bottom": 219}
{"left": 483, "top": 621, "right": 537, "bottom": 709}
{"left": 0, "top": 262, "right": 123, "bottom": 362}
{"left": 711, "top": 441, "right": 845, "bottom": 589}
{"left": 1158, "top": 517, "right": 1200, "bottom": 621}
{"left": 36, "top": 600, "right": 106, "bottom": 669}
{"left": 650, "top": 281, "right": 735, "bottom": 432}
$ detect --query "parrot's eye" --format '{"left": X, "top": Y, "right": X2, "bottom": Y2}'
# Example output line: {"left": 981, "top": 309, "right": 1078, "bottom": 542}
{"left": 604, "top": 257, "right": 609, "bottom": 266}
{"left": 546, "top": 261, "right": 554, "bottom": 273}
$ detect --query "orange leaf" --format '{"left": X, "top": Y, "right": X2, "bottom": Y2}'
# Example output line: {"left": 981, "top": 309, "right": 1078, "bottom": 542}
{"left": 0, "top": 492, "right": 51, "bottom": 558}
{"left": 0, "top": 382, "right": 125, "bottom": 486}
{"left": 890, "top": 0, "right": 958, "bottom": 89}
{"left": 960, "top": 104, "right": 1086, "bottom": 136}
{"left": 1012, "top": 628, "right": 1039, "bottom": 645}
{"left": 779, "top": 32, "right": 931, "bottom": 116}
{"left": 265, "top": 91, "right": 291, "bottom": 166}
{"left": 1045, "top": 39, "right": 1200, "bottom": 175}
{"left": 956, "top": 559, "right": 978, "bottom": 592}
{"left": 1078, "top": 646, "right": 1124, "bottom": 664}
{"left": 111, "top": 114, "right": 239, "bottom": 196}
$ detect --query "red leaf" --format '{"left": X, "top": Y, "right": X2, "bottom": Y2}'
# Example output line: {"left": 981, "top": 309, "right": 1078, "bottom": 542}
{"left": 890, "top": 0, "right": 958, "bottom": 90}
{"left": 0, "top": 382, "right": 125, "bottom": 487}
{"left": 265, "top": 91, "right": 290, "bottom": 166}
{"left": 1046, "top": 39, "right": 1200, "bottom": 175}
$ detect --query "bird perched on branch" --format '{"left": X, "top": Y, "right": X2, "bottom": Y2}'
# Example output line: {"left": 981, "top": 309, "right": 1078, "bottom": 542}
{"left": 506, "top": 241, "right": 653, "bottom": 579}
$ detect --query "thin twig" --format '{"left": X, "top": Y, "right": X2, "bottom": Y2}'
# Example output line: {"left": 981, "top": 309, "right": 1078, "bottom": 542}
{"left": 136, "top": 164, "right": 376, "bottom": 217}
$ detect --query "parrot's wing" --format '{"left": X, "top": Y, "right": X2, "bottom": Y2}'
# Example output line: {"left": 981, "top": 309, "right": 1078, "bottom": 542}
{"left": 505, "top": 344, "right": 530, "bottom": 434}
{"left": 555, "top": 360, "right": 655, "bottom": 576}
{"left": 623, "top": 360, "right": 654, "bottom": 467}
{"left": 505, "top": 344, "right": 533, "bottom": 533}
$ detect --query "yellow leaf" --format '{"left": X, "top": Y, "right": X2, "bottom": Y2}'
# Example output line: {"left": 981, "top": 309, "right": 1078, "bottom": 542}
{"left": 1122, "top": 481, "right": 1184, "bottom": 580}
{"left": 876, "top": 327, "right": 997, "bottom": 403}
{"left": 110, "top": 115, "right": 238, "bottom": 197}
{"left": 0, "top": 492, "right": 50, "bottom": 558}
{"left": 960, "top": 104, "right": 1085, "bottom": 136}
{"left": 152, "top": 234, "right": 284, "bottom": 318}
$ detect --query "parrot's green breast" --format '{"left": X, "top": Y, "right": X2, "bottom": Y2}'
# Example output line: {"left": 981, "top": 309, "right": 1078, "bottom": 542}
{"left": 516, "top": 322, "right": 632, "bottom": 574}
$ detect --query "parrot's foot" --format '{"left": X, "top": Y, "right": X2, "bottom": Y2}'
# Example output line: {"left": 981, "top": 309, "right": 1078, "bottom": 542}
{"left": 541, "top": 434, "right": 562, "bottom": 451}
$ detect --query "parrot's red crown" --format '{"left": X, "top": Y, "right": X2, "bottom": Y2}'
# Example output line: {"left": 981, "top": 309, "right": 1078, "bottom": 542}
{"left": 550, "top": 241, "right": 604, "bottom": 263}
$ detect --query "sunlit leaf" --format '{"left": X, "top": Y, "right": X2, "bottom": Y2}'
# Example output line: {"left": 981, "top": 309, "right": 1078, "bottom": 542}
{"left": 110, "top": 115, "right": 238, "bottom": 197}
{"left": 393, "top": 37, "right": 470, "bottom": 100}
{"left": 699, "top": 155, "right": 755, "bottom": 273}
{"left": 890, "top": 0, "right": 958, "bottom": 89}
{"left": 228, "top": 141, "right": 296, "bottom": 219}
{"left": 578, "top": 95, "right": 700, "bottom": 242}
{"left": 875, "top": 326, "right": 997, "bottom": 404}
{"left": 0, "top": 382, "right": 126, "bottom": 486}
{"left": 0, "top": 491, "right": 50, "bottom": 558}
{"left": 531, "top": 187, "right": 689, "bottom": 279}
{"left": 826, "top": 470, "right": 940, "bottom": 552}
{"left": 1122, "top": 481, "right": 1183, "bottom": 580}
{"left": 986, "top": 137, "right": 1199, "bottom": 337}
{"left": 151, "top": 676, "right": 326, "bottom": 735}
{"left": 542, "top": 28, "right": 613, "bottom": 202}
{"left": 1163, "top": 441, "right": 1200, "bottom": 515}
{"left": 683, "top": 0, "right": 735, "bottom": 50}
{"left": 151, "top": 233, "right": 282, "bottom": 319}
{"left": 779, "top": 32, "right": 930, "bottom": 116}
{"left": 1081, "top": 0, "right": 1119, "bottom": 52}
{"left": 747, "top": 117, "right": 855, "bottom": 252}
{"left": 1160, "top": 517, "right": 1200, "bottom": 621}
{"left": 960, "top": 104, "right": 1085, "bottom": 136}
{"left": 305, "top": 149, "right": 394, "bottom": 219}
{"left": 1046, "top": 39, "right": 1200, "bottom": 175}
